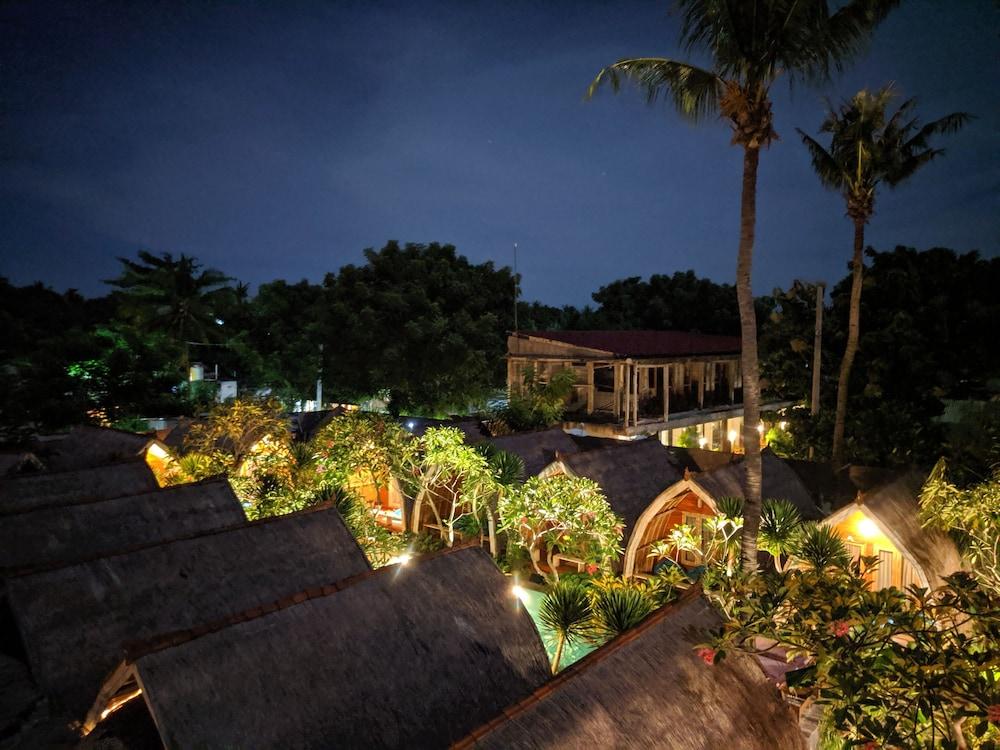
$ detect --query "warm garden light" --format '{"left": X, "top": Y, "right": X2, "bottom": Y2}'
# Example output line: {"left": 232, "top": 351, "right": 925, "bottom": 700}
{"left": 698, "top": 437, "right": 707, "bottom": 448}
{"left": 388, "top": 553, "right": 412, "bottom": 566}
{"left": 856, "top": 517, "right": 879, "bottom": 539}
{"left": 512, "top": 584, "right": 530, "bottom": 604}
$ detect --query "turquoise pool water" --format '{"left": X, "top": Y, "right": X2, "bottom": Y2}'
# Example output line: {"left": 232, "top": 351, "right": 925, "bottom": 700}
{"left": 518, "top": 587, "right": 596, "bottom": 670}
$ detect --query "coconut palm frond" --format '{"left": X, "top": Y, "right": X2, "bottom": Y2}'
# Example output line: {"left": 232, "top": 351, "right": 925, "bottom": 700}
{"left": 587, "top": 57, "right": 723, "bottom": 122}
{"left": 798, "top": 130, "right": 847, "bottom": 191}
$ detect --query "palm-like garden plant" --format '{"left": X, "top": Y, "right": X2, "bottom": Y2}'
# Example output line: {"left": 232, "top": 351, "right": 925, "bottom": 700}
{"left": 793, "top": 523, "right": 851, "bottom": 572}
{"left": 797, "top": 87, "right": 971, "bottom": 465}
{"left": 538, "top": 581, "right": 593, "bottom": 673}
{"left": 759, "top": 498, "right": 803, "bottom": 572}
{"left": 586, "top": 0, "right": 898, "bottom": 569}
{"left": 587, "top": 585, "right": 654, "bottom": 645}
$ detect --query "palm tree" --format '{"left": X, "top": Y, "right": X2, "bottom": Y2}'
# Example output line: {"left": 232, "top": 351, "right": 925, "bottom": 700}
{"left": 538, "top": 581, "right": 593, "bottom": 674}
{"left": 798, "top": 88, "right": 971, "bottom": 466}
{"left": 586, "top": 0, "right": 898, "bottom": 569}
{"left": 108, "top": 250, "right": 233, "bottom": 366}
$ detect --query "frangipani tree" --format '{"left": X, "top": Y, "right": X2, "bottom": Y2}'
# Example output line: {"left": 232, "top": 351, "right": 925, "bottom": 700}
{"left": 311, "top": 411, "right": 416, "bottom": 501}
{"left": 499, "top": 474, "right": 623, "bottom": 582}
{"left": 798, "top": 87, "right": 970, "bottom": 465}
{"left": 413, "top": 427, "right": 497, "bottom": 547}
{"left": 587, "top": 0, "right": 899, "bottom": 569}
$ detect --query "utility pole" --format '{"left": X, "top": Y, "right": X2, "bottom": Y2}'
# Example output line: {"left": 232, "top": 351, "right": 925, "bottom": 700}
{"left": 316, "top": 343, "right": 324, "bottom": 411}
{"left": 513, "top": 242, "right": 519, "bottom": 332}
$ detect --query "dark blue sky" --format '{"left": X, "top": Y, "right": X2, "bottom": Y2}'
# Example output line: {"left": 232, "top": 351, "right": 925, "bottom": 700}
{"left": 1, "top": 0, "right": 997, "bottom": 306}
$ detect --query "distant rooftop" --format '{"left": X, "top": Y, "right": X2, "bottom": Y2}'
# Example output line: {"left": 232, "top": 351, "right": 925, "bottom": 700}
{"left": 515, "top": 330, "right": 740, "bottom": 358}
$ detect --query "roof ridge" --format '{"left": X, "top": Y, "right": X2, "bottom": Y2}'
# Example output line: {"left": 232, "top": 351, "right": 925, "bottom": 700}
{"left": 0, "top": 457, "right": 149, "bottom": 484}
{"left": 5, "top": 500, "right": 344, "bottom": 579}
{"left": 0, "top": 473, "right": 227, "bottom": 518}
{"left": 451, "top": 583, "right": 705, "bottom": 749}
{"left": 120, "top": 541, "right": 483, "bottom": 662}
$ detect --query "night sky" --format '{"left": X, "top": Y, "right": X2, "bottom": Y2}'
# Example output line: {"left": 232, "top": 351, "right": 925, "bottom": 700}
{"left": 1, "top": 0, "right": 997, "bottom": 306}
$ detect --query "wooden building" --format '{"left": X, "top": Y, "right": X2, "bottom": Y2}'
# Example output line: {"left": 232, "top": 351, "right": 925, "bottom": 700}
{"left": 623, "top": 450, "right": 822, "bottom": 578}
{"left": 819, "top": 469, "right": 963, "bottom": 590}
{"left": 83, "top": 547, "right": 550, "bottom": 749}
{"left": 454, "top": 587, "right": 805, "bottom": 749}
{"left": 539, "top": 438, "right": 684, "bottom": 573}
{"left": 507, "top": 330, "right": 758, "bottom": 442}
{"left": 7, "top": 505, "right": 369, "bottom": 718}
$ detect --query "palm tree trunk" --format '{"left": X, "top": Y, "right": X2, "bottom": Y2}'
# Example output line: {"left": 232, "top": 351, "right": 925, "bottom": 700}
{"left": 551, "top": 633, "right": 565, "bottom": 675}
{"left": 737, "top": 146, "right": 762, "bottom": 571}
{"left": 831, "top": 220, "right": 865, "bottom": 467}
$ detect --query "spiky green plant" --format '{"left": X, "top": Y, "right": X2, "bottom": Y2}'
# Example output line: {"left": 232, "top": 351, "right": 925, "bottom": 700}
{"left": 538, "top": 581, "right": 593, "bottom": 674}
{"left": 759, "top": 498, "right": 804, "bottom": 572}
{"left": 588, "top": 586, "right": 654, "bottom": 646}
{"left": 794, "top": 523, "right": 851, "bottom": 572}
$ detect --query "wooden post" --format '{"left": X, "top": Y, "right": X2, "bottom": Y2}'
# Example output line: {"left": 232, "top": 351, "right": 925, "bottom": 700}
{"left": 697, "top": 362, "right": 705, "bottom": 409}
{"left": 631, "top": 363, "right": 639, "bottom": 427}
{"left": 586, "top": 362, "right": 595, "bottom": 414}
{"left": 613, "top": 363, "right": 621, "bottom": 420}
{"left": 662, "top": 365, "right": 669, "bottom": 423}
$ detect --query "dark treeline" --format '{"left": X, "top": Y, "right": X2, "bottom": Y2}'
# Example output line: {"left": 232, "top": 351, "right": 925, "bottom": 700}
{"left": 2, "top": 241, "right": 998, "bottom": 471}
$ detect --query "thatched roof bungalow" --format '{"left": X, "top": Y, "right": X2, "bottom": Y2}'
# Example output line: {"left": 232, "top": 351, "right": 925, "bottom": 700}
{"left": 32, "top": 425, "right": 164, "bottom": 473}
{"left": 540, "top": 438, "right": 683, "bottom": 573}
{"left": 0, "top": 477, "right": 244, "bottom": 574}
{"left": 821, "top": 469, "right": 963, "bottom": 590}
{"left": 0, "top": 460, "right": 158, "bottom": 515}
{"left": 84, "top": 547, "right": 550, "bottom": 748}
{"left": 623, "top": 450, "right": 821, "bottom": 577}
{"left": 7, "top": 505, "right": 370, "bottom": 717}
{"left": 454, "top": 587, "right": 805, "bottom": 749}
{"left": 485, "top": 427, "right": 581, "bottom": 479}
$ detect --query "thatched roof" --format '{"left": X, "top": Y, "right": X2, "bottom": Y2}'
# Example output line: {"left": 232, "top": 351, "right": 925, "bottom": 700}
{"left": 291, "top": 407, "right": 348, "bottom": 442}
{"left": 664, "top": 445, "right": 739, "bottom": 474}
{"left": 784, "top": 459, "right": 897, "bottom": 513}
{"left": 487, "top": 428, "right": 581, "bottom": 479}
{"left": 561, "top": 438, "right": 684, "bottom": 540}
{"left": 87, "top": 547, "right": 550, "bottom": 749}
{"left": 0, "top": 451, "right": 43, "bottom": 478}
{"left": 0, "top": 460, "right": 158, "bottom": 515}
{"left": 0, "top": 477, "right": 244, "bottom": 574}
{"left": 7, "top": 505, "right": 370, "bottom": 717}
{"left": 455, "top": 588, "right": 805, "bottom": 750}
{"left": 832, "top": 470, "right": 963, "bottom": 589}
{"left": 693, "top": 450, "right": 822, "bottom": 520}
{"left": 32, "top": 426, "right": 156, "bottom": 472}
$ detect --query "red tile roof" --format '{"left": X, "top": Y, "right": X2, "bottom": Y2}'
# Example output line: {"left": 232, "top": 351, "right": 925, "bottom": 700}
{"left": 520, "top": 330, "right": 740, "bottom": 357}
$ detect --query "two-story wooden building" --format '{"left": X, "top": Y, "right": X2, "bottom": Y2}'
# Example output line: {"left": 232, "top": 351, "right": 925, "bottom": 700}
{"left": 507, "top": 330, "right": 761, "bottom": 447}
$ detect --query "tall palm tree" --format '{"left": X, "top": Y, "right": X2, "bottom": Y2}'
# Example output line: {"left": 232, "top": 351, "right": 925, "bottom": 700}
{"left": 108, "top": 251, "right": 233, "bottom": 365}
{"left": 798, "top": 87, "right": 971, "bottom": 466}
{"left": 586, "top": 0, "right": 898, "bottom": 569}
